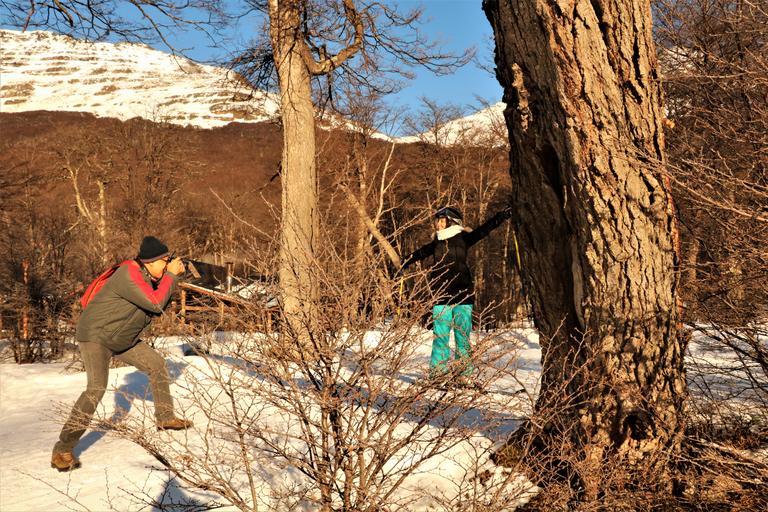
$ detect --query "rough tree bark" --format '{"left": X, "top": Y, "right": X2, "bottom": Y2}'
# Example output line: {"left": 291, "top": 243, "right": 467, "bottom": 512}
{"left": 483, "top": 0, "right": 686, "bottom": 496}
{"left": 267, "top": 0, "right": 363, "bottom": 341}
{"left": 269, "top": 0, "right": 320, "bottom": 340}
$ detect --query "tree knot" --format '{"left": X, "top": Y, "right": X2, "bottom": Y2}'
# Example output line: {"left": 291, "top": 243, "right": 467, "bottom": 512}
{"left": 622, "top": 409, "right": 654, "bottom": 441}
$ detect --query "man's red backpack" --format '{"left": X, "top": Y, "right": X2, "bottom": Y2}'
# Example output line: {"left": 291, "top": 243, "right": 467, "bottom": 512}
{"left": 80, "top": 261, "right": 131, "bottom": 309}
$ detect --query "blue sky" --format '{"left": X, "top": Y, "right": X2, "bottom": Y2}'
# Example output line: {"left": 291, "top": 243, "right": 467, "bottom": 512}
{"left": 178, "top": 0, "right": 504, "bottom": 115}
{"left": 376, "top": 1, "right": 503, "bottom": 114}
{"left": 402, "top": 1, "right": 504, "bottom": 129}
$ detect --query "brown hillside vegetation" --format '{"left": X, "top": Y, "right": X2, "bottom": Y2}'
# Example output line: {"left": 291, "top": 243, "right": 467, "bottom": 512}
{"left": 1, "top": 110, "right": 283, "bottom": 227}
{"left": 0, "top": 110, "right": 518, "bottom": 346}
{"left": 0, "top": 110, "right": 512, "bottom": 253}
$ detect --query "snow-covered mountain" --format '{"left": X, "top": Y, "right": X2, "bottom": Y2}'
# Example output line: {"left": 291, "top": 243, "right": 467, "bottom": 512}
{"left": 0, "top": 29, "right": 501, "bottom": 141}
{"left": 0, "top": 29, "right": 279, "bottom": 128}
{"left": 397, "top": 101, "right": 507, "bottom": 146}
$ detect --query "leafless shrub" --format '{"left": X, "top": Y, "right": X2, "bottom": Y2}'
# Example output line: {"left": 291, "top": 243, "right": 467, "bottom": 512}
{"left": 685, "top": 326, "right": 768, "bottom": 431}
{"left": 0, "top": 154, "right": 78, "bottom": 362}
{"left": 654, "top": 0, "right": 768, "bottom": 490}
{"left": 61, "top": 201, "right": 532, "bottom": 510}
{"left": 481, "top": 327, "right": 767, "bottom": 511}
{"left": 485, "top": 331, "right": 697, "bottom": 510}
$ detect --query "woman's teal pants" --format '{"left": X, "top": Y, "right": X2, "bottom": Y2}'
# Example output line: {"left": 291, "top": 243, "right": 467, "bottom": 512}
{"left": 431, "top": 304, "right": 473, "bottom": 375}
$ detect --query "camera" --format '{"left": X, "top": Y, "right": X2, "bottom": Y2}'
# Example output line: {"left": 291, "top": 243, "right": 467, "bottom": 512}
{"left": 168, "top": 252, "right": 201, "bottom": 279}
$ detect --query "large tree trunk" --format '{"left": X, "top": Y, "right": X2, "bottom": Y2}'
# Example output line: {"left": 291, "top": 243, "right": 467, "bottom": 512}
{"left": 483, "top": 0, "right": 687, "bottom": 495}
{"left": 270, "top": 0, "right": 319, "bottom": 342}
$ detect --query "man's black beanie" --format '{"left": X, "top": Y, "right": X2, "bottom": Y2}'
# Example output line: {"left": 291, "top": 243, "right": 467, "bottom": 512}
{"left": 137, "top": 236, "right": 169, "bottom": 263}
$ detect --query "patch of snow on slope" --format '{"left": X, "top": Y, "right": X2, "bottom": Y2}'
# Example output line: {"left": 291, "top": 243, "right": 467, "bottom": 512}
{"left": 397, "top": 101, "right": 507, "bottom": 146}
{"left": 0, "top": 29, "right": 279, "bottom": 128}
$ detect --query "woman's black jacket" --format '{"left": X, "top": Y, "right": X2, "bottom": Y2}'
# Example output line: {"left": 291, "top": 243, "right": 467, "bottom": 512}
{"left": 401, "top": 210, "right": 511, "bottom": 305}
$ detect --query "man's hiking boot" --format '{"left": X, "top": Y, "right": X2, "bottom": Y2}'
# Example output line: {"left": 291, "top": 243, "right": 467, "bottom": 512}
{"left": 51, "top": 452, "right": 81, "bottom": 472}
{"left": 157, "top": 417, "right": 193, "bottom": 431}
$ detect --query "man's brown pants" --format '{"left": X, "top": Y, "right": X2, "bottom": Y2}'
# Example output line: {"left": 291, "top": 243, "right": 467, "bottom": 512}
{"left": 53, "top": 340, "right": 175, "bottom": 454}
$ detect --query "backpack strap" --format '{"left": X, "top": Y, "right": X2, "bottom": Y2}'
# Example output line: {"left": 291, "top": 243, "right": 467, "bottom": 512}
{"left": 79, "top": 261, "right": 132, "bottom": 309}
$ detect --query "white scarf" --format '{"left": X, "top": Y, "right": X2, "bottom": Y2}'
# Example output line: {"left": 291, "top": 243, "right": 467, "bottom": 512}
{"left": 436, "top": 224, "right": 467, "bottom": 240}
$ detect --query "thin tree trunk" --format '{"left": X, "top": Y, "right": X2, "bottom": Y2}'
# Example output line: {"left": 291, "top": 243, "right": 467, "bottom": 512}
{"left": 683, "top": 233, "right": 699, "bottom": 298}
{"left": 96, "top": 180, "right": 108, "bottom": 265}
{"left": 475, "top": 187, "right": 489, "bottom": 315}
{"left": 501, "top": 220, "right": 511, "bottom": 320}
{"left": 484, "top": 0, "right": 686, "bottom": 495}
{"left": 343, "top": 187, "right": 402, "bottom": 269}
{"left": 353, "top": 138, "right": 371, "bottom": 323}
{"left": 67, "top": 167, "right": 109, "bottom": 265}
{"left": 725, "top": 191, "right": 745, "bottom": 303}
{"left": 353, "top": 136, "right": 370, "bottom": 267}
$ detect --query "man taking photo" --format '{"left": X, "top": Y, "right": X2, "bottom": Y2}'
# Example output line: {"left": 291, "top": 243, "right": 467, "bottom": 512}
{"left": 51, "top": 235, "right": 192, "bottom": 472}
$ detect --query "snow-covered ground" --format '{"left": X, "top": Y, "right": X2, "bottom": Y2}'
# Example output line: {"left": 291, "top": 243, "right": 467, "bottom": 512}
{"left": 2, "top": 325, "right": 763, "bottom": 511}
{"left": 0, "top": 328, "right": 542, "bottom": 511}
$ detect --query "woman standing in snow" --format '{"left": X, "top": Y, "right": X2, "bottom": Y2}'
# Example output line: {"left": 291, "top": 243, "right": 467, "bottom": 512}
{"left": 400, "top": 205, "right": 512, "bottom": 387}
{"left": 51, "top": 236, "right": 192, "bottom": 472}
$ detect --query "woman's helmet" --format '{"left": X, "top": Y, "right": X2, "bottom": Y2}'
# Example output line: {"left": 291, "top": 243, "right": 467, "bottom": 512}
{"left": 435, "top": 206, "right": 463, "bottom": 225}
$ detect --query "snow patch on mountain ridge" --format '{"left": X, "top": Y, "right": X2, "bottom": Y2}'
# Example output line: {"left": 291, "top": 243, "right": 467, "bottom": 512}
{"left": 397, "top": 101, "right": 507, "bottom": 146}
{"left": 0, "top": 29, "right": 279, "bottom": 128}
